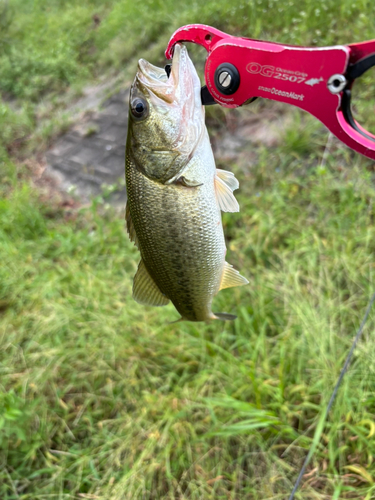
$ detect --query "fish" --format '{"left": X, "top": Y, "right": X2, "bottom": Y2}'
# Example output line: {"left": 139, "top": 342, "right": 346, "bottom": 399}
{"left": 125, "top": 43, "right": 248, "bottom": 322}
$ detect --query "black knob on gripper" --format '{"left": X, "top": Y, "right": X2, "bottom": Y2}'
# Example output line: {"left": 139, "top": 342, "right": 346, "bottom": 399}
{"left": 214, "top": 63, "right": 240, "bottom": 95}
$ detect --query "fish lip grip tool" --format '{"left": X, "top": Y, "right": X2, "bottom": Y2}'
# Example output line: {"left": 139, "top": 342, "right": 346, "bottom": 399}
{"left": 165, "top": 24, "right": 375, "bottom": 161}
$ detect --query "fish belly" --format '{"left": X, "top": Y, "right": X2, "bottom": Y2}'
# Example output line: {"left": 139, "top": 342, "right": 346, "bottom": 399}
{"left": 126, "top": 157, "right": 226, "bottom": 321}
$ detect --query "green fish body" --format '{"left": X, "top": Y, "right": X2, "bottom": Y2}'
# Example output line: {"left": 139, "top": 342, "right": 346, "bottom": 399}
{"left": 125, "top": 44, "right": 248, "bottom": 321}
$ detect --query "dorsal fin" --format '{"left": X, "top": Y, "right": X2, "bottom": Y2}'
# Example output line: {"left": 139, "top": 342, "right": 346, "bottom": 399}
{"left": 214, "top": 169, "right": 240, "bottom": 212}
{"left": 219, "top": 262, "right": 249, "bottom": 290}
{"left": 125, "top": 203, "right": 139, "bottom": 248}
{"left": 133, "top": 259, "right": 170, "bottom": 307}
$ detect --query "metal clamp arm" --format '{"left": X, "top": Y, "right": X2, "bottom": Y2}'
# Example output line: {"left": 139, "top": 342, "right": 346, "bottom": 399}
{"left": 166, "top": 25, "right": 375, "bottom": 161}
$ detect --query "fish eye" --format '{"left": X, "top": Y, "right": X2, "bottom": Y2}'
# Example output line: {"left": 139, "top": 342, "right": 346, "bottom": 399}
{"left": 131, "top": 98, "right": 149, "bottom": 120}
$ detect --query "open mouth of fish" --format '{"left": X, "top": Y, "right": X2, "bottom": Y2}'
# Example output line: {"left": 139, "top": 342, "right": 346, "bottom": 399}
{"left": 135, "top": 43, "right": 200, "bottom": 105}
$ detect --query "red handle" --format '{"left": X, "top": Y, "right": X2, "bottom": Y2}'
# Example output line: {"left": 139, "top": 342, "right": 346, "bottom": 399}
{"left": 166, "top": 25, "right": 375, "bottom": 161}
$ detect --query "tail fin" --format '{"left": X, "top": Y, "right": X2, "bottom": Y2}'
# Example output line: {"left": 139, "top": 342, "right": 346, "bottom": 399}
{"left": 169, "top": 317, "right": 184, "bottom": 324}
{"left": 214, "top": 312, "right": 237, "bottom": 321}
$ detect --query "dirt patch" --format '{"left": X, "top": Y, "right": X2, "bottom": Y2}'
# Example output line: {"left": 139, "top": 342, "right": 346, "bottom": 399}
{"left": 44, "top": 88, "right": 129, "bottom": 205}
{"left": 42, "top": 87, "right": 294, "bottom": 206}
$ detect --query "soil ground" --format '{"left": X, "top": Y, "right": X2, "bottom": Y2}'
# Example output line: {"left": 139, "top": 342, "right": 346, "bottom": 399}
{"left": 43, "top": 83, "right": 305, "bottom": 205}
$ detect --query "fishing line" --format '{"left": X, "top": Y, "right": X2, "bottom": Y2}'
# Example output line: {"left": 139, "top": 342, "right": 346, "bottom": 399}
{"left": 319, "top": 132, "right": 333, "bottom": 171}
{"left": 288, "top": 290, "right": 375, "bottom": 500}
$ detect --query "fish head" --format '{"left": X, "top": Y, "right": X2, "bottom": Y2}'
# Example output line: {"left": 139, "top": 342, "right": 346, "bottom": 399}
{"left": 127, "top": 43, "right": 204, "bottom": 183}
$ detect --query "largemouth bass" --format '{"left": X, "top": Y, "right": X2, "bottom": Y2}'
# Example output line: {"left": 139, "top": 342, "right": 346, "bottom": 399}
{"left": 125, "top": 44, "right": 248, "bottom": 321}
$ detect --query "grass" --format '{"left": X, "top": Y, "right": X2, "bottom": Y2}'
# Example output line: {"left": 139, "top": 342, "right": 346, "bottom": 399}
{"left": 2, "top": 0, "right": 375, "bottom": 499}
{"left": 2, "top": 125, "right": 375, "bottom": 498}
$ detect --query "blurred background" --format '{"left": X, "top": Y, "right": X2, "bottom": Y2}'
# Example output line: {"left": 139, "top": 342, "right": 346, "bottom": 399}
{"left": 2, "top": 0, "right": 375, "bottom": 498}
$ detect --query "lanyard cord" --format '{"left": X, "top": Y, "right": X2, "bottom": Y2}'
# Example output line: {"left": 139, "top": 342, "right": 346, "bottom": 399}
{"left": 288, "top": 291, "right": 375, "bottom": 500}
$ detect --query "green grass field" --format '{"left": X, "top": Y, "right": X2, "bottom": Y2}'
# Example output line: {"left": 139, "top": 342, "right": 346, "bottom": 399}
{"left": 2, "top": 1, "right": 375, "bottom": 498}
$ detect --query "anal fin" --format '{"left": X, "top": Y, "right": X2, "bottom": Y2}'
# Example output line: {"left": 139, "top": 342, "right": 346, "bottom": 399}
{"left": 133, "top": 259, "right": 170, "bottom": 306}
{"left": 214, "top": 169, "right": 240, "bottom": 212}
{"left": 219, "top": 262, "right": 249, "bottom": 290}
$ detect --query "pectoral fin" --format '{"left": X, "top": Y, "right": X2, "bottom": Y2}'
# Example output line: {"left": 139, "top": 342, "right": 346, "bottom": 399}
{"left": 125, "top": 203, "right": 139, "bottom": 248}
{"left": 133, "top": 259, "right": 170, "bottom": 306}
{"left": 219, "top": 262, "right": 249, "bottom": 290}
{"left": 174, "top": 176, "right": 202, "bottom": 187}
{"left": 142, "top": 151, "right": 186, "bottom": 183}
{"left": 214, "top": 169, "right": 240, "bottom": 212}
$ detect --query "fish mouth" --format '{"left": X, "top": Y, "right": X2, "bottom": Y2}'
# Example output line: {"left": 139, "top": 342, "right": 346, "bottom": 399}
{"left": 137, "top": 60, "right": 169, "bottom": 87}
{"left": 135, "top": 44, "right": 201, "bottom": 105}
